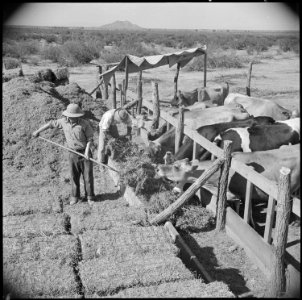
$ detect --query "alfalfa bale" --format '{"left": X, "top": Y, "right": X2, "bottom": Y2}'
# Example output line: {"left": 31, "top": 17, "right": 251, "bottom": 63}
{"left": 80, "top": 226, "right": 178, "bottom": 261}
{"left": 54, "top": 67, "right": 70, "bottom": 86}
{"left": 2, "top": 181, "right": 66, "bottom": 216}
{"left": 79, "top": 252, "right": 194, "bottom": 295}
{"left": 3, "top": 234, "right": 79, "bottom": 266}
{"left": 3, "top": 213, "right": 69, "bottom": 238}
{"left": 101, "top": 279, "right": 235, "bottom": 298}
{"left": 65, "top": 199, "right": 147, "bottom": 235}
{"left": 3, "top": 259, "right": 79, "bottom": 298}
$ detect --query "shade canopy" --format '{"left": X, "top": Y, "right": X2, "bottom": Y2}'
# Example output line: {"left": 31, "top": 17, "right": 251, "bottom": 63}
{"left": 99, "top": 46, "right": 207, "bottom": 85}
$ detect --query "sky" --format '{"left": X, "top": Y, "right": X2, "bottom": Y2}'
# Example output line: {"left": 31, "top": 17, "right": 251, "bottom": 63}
{"left": 4, "top": 2, "right": 299, "bottom": 31}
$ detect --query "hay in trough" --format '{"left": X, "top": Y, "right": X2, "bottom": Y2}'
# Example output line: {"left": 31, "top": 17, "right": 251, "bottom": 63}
{"left": 3, "top": 259, "right": 79, "bottom": 298}
{"left": 108, "top": 137, "right": 175, "bottom": 197}
{"left": 65, "top": 199, "right": 147, "bottom": 235}
{"left": 80, "top": 226, "right": 179, "bottom": 261}
{"left": 101, "top": 279, "right": 234, "bottom": 298}
{"left": 79, "top": 252, "right": 194, "bottom": 295}
{"left": 176, "top": 205, "right": 216, "bottom": 233}
{"left": 3, "top": 213, "right": 69, "bottom": 238}
{"left": 3, "top": 235, "right": 79, "bottom": 266}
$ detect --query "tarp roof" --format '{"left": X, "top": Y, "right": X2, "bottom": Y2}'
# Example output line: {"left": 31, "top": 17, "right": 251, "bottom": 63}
{"left": 100, "top": 46, "right": 206, "bottom": 85}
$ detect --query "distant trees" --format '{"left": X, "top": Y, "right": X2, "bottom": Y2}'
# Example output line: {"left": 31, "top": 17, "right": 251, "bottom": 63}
{"left": 2, "top": 25, "right": 299, "bottom": 67}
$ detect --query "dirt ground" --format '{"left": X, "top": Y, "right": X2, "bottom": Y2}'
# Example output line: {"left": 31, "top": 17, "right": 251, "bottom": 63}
{"left": 3, "top": 51, "right": 300, "bottom": 298}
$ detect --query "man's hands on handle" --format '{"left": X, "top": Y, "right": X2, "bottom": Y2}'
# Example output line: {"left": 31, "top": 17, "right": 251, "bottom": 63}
{"left": 32, "top": 123, "right": 51, "bottom": 138}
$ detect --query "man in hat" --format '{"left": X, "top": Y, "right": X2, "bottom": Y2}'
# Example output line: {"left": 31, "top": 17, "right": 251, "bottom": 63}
{"left": 97, "top": 108, "right": 132, "bottom": 164}
{"left": 32, "top": 103, "right": 95, "bottom": 205}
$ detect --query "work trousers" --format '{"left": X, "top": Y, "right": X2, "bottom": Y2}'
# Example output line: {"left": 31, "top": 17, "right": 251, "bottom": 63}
{"left": 68, "top": 149, "right": 94, "bottom": 198}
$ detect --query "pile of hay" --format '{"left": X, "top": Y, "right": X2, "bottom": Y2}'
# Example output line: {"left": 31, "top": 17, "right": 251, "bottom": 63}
{"left": 3, "top": 78, "right": 104, "bottom": 172}
{"left": 175, "top": 206, "right": 216, "bottom": 233}
{"left": 102, "top": 279, "right": 234, "bottom": 298}
{"left": 3, "top": 260, "right": 79, "bottom": 298}
{"left": 3, "top": 77, "right": 67, "bottom": 172}
{"left": 65, "top": 199, "right": 147, "bottom": 235}
{"left": 2, "top": 68, "right": 24, "bottom": 82}
{"left": 3, "top": 234, "right": 78, "bottom": 265}
{"left": 3, "top": 213, "right": 69, "bottom": 238}
{"left": 80, "top": 226, "right": 179, "bottom": 261}
{"left": 79, "top": 252, "right": 194, "bottom": 296}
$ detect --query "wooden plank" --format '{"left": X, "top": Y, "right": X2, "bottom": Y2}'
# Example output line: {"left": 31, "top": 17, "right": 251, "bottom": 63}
{"left": 244, "top": 180, "right": 253, "bottom": 224}
{"left": 231, "top": 159, "right": 278, "bottom": 200}
{"left": 263, "top": 195, "right": 276, "bottom": 244}
{"left": 151, "top": 157, "right": 224, "bottom": 225}
{"left": 225, "top": 207, "right": 274, "bottom": 279}
{"left": 292, "top": 197, "right": 300, "bottom": 217}
{"left": 164, "top": 221, "right": 213, "bottom": 283}
{"left": 192, "top": 140, "right": 198, "bottom": 160}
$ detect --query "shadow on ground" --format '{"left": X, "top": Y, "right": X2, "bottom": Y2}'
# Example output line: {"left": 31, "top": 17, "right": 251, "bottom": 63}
{"left": 181, "top": 232, "right": 252, "bottom": 297}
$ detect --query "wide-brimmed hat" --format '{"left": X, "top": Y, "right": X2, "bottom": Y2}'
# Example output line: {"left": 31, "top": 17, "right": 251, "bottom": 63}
{"left": 116, "top": 109, "right": 130, "bottom": 122}
{"left": 63, "top": 103, "right": 84, "bottom": 117}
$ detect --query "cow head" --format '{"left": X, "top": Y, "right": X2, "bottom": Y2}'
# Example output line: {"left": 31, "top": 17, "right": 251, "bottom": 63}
{"left": 145, "top": 141, "right": 162, "bottom": 158}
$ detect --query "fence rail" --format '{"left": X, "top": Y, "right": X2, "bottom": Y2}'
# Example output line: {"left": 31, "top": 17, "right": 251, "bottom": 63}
{"left": 141, "top": 98, "right": 300, "bottom": 228}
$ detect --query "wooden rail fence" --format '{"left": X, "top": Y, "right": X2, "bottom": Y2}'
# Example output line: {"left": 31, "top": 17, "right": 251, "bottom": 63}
{"left": 95, "top": 66, "right": 300, "bottom": 297}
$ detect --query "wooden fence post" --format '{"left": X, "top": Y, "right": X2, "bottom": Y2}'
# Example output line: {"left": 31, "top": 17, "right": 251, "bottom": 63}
{"left": 122, "top": 79, "right": 126, "bottom": 105}
{"left": 267, "top": 167, "right": 291, "bottom": 298}
{"left": 137, "top": 71, "right": 143, "bottom": 114}
{"left": 166, "top": 121, "right": 170, "bottom": 131}
{"left": 151, "top": 81, "right": 160, "bottom": 129}
{"left": 124, "top": 57, "right": 129, "bottom": 104}
{"left": 175, "top": 105, "right": 184, "bottom": 153}
{"left": 103, "top": 65, "right": 109, "bottom": 100}
{"left": 96, "top": 65, "right": 103, "bottom": 99}
{"left": 118, "top": 83, "right": 123, "bottom": 107}
{"left": 243, "top": 166, "right": 255, "bottom": 228}
{"left": 203, "top": 52, "right": 207, "bottom": 88}
{"left": 192, "top": 140, "right": 199, "bottom": 160}
{"left": 173, "top": 63, "right": 180, "bottom": 103}
{"left": 151, "top": 157, "right": 224, "bottom": 225}
{"left": 216, "top": 140, "right": 232, "bottom": 231}
{"left": 246, "top": 62, "right": 253, "bottom": 96}
{"left": 111, "top": 73, "right": 116, "bottom": 109}
{"left": 264, "top": 195, "right": 276, "bottom": 244}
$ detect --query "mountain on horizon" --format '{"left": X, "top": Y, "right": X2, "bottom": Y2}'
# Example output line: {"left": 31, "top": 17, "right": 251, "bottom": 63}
{"left": 99, "top": 20, "right": 145, "bottom": 30}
